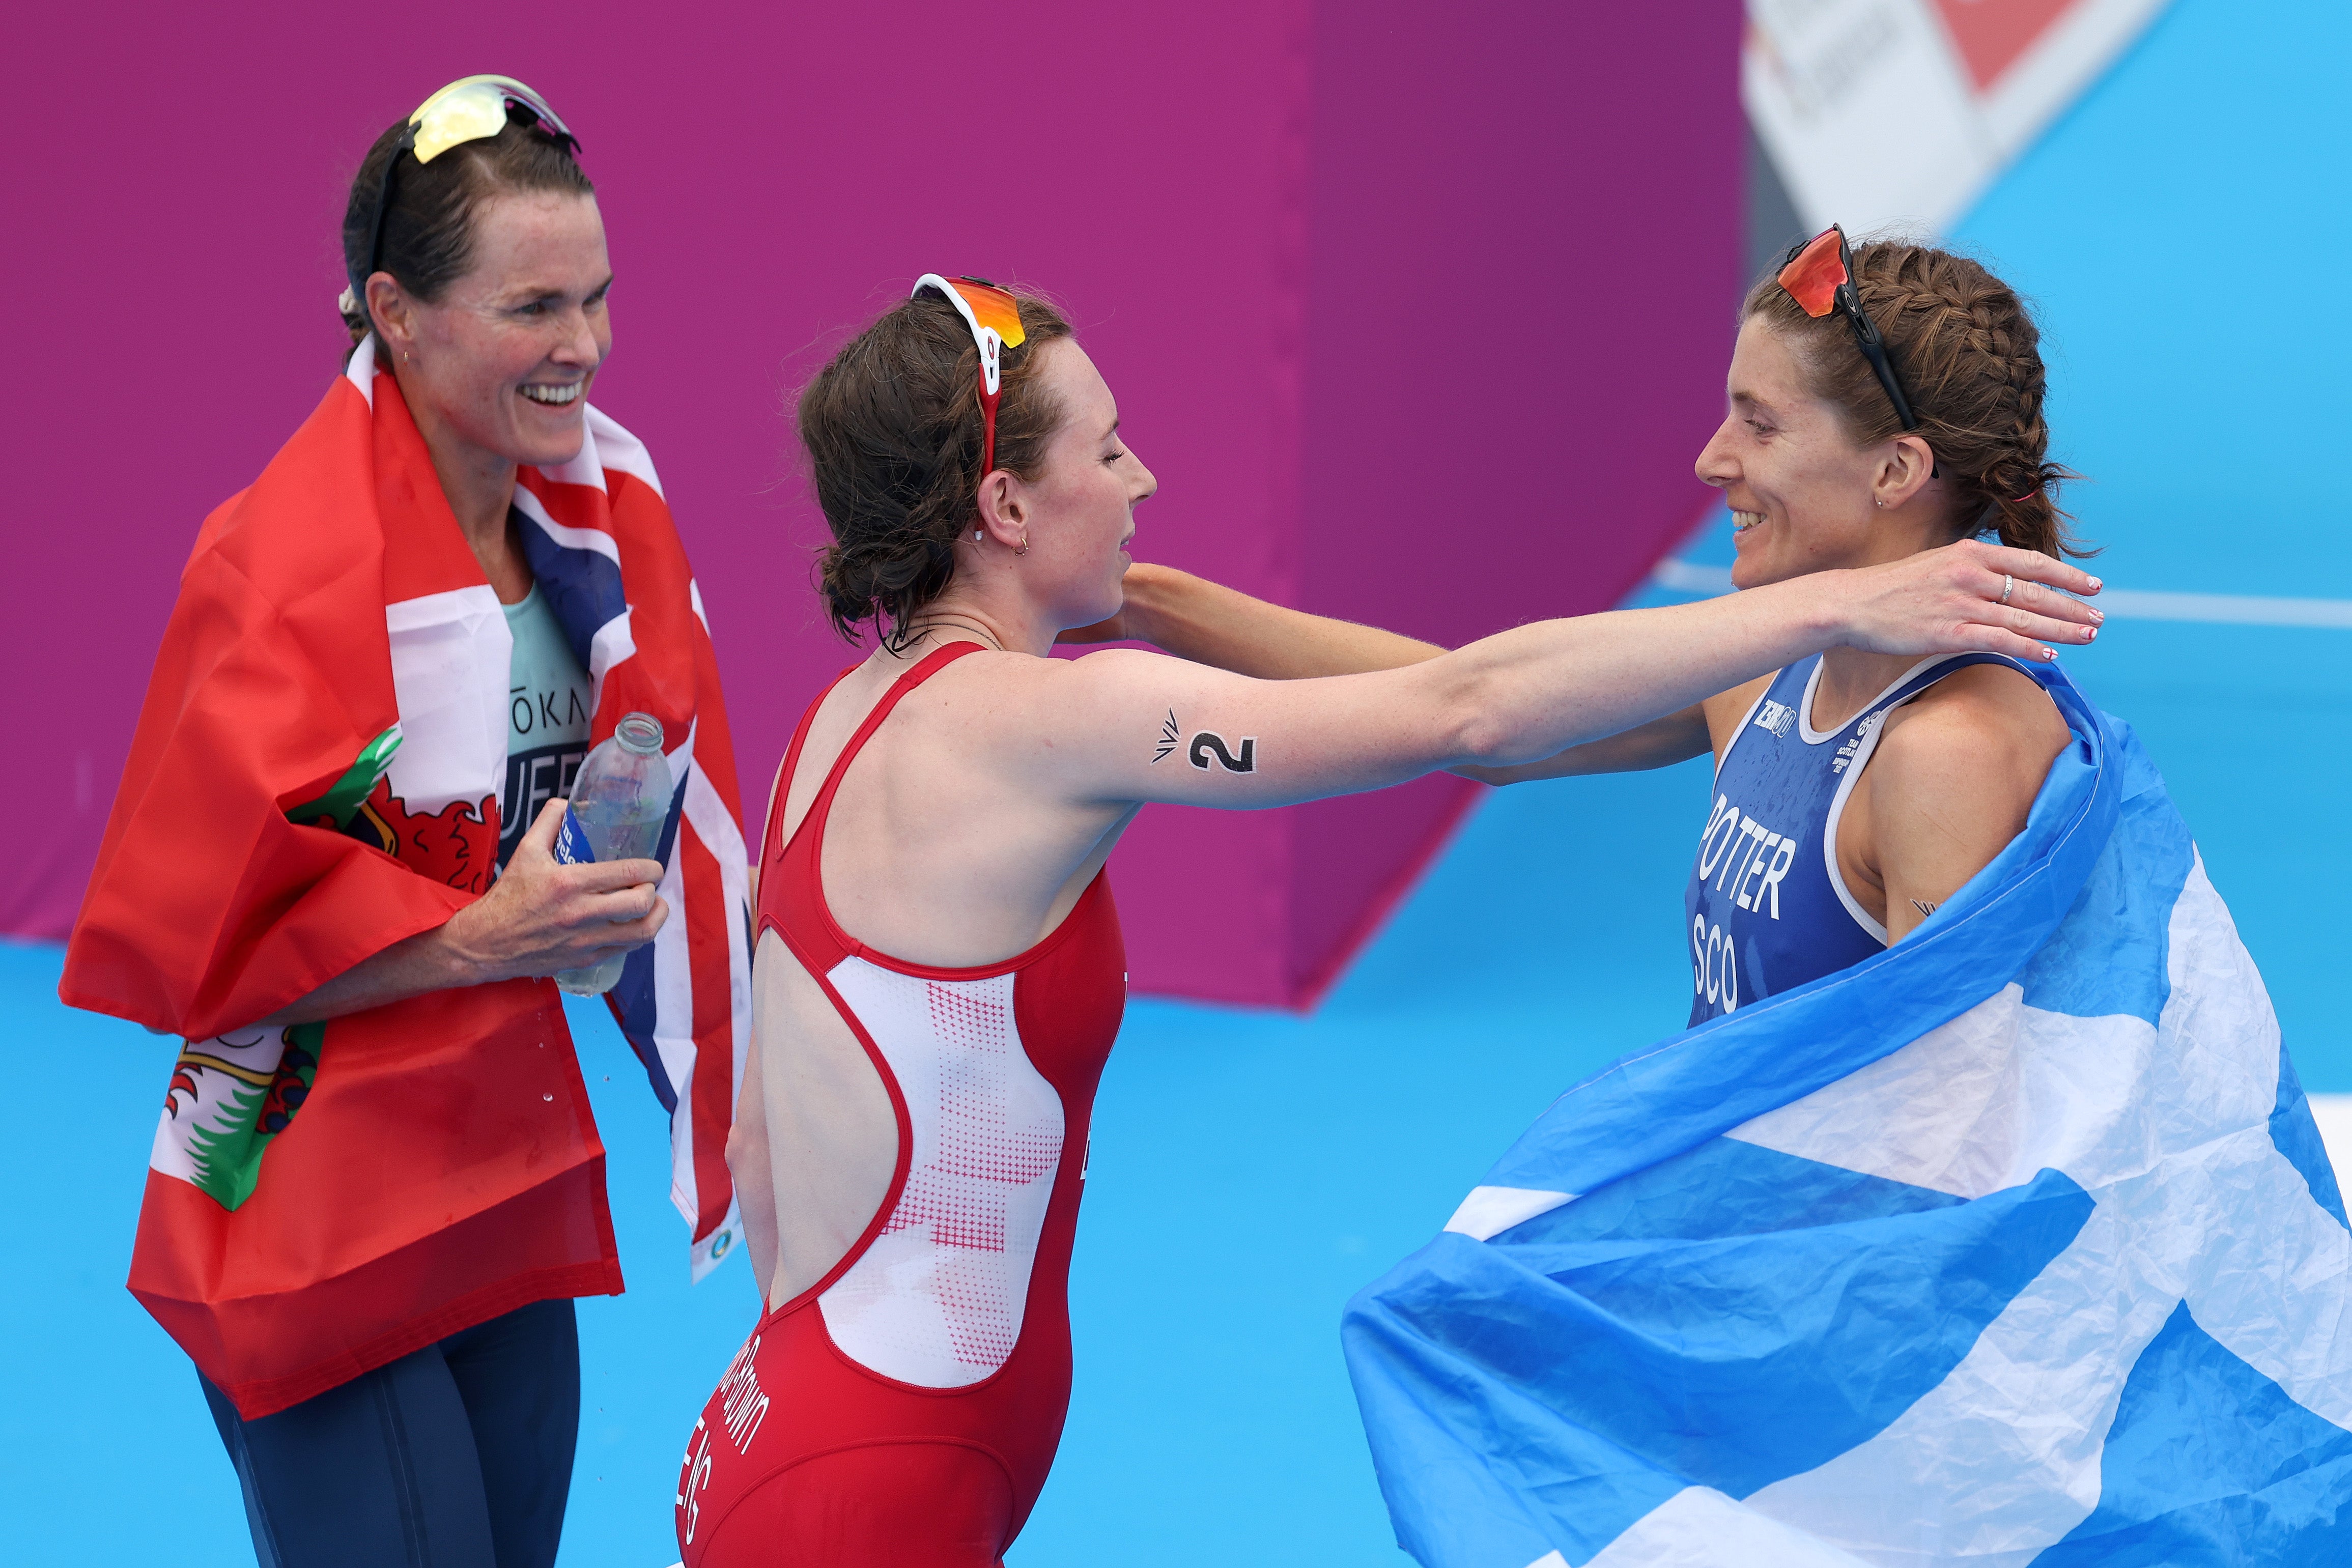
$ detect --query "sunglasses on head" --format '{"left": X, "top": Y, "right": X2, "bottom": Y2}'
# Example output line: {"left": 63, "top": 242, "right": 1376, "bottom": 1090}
{"left": 357, "top": 75, "right": 578, "bottom": 300}
{"left": 1777, "top": 224, "right": 1921, "bottom": 434}
{"left": 912, "top": 274, "right": 1027, "bottom": 479}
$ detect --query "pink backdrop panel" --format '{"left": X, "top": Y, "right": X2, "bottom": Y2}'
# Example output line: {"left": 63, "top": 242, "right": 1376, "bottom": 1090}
{"left": 1107, "top": 1, "right": 1746, "bottom": 1003}
{"left": 0, "top": 1, "right": 1737, "bottom": 1008}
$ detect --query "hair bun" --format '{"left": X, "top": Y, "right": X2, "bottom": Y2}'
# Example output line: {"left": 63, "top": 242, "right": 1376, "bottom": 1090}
{"left": 799, "top": 288, "right": 1074, "bottom": 650}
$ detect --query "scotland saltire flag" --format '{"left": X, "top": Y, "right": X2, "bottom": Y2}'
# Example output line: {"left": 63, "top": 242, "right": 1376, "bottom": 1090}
{"left": 1345, "top": 663, "right": 2352, "bottom": 1566}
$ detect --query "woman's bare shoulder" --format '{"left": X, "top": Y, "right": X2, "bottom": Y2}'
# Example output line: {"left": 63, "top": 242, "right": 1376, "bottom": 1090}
{"left": 887, "top": 642, "right": 1159, "bottom": 717}
{"left": 1877, "top": 660, "right": 2068, "bottom": 785}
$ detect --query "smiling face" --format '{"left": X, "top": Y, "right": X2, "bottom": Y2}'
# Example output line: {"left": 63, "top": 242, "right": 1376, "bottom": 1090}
{"left": 1006, "top": 338, "right": 1158, "bottom": 628}
{"left": 373, "top": 189, "right": 612, "bottom": 470}
{"left": 1695, "top": 315, "right": 1946, "bottom": 590}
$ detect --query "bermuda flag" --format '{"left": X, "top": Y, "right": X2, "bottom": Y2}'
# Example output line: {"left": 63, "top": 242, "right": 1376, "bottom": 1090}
{"left": 1345, "top": 661, "right": 2352, "bottom": 1565}
{"left": 64, "top": 341, "right": 749, "bottom": 1417}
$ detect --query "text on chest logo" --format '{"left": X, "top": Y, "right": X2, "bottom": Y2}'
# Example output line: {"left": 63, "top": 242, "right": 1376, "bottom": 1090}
{"left": 1695, "top": 792, "right": 1799, "bottom": 919}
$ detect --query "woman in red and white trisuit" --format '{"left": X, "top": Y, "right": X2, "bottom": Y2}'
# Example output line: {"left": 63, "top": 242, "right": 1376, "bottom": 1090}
{"left": 673, "top": 276, "right": 2101, "bottom": 1566}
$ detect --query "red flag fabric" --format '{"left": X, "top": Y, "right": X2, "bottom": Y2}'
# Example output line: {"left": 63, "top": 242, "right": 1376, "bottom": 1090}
{"left": 62, "top": 343, "right": 750, "bottom": 1419}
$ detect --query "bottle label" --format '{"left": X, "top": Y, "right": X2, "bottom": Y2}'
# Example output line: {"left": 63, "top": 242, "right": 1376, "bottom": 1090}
{"left": 552, "top": 804, "right": 597, "bottom": 866}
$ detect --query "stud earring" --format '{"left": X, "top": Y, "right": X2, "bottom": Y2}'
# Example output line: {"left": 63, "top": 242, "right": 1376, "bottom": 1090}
{"left": 974, "top": 529, "right": 983, "bottom": 540}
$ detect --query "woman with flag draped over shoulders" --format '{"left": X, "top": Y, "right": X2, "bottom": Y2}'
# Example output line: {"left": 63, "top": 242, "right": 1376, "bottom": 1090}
{"left": 1076, "top": 233, "right": 2352, "bottom": 1563}
{"left": 60, "top": 77, "right": 750, "bottom": 1568}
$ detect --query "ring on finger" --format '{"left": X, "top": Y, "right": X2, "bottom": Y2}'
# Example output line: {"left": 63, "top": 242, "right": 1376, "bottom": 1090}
{"left": 1998, "top": 573, "right": 2015, "bottom": 605}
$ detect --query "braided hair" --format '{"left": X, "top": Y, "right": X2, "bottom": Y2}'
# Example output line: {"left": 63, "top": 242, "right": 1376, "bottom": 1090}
{"left": 797, "top": 288, "right": 1073, "bottom": 649}
{"left": 1743, "top": 242, "right": 2091, "bottom": 559}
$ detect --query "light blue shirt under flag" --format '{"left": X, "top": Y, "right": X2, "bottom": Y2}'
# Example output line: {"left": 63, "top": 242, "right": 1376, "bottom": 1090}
{"left": 500, "top": 582, "right": 592, "bottom": 868}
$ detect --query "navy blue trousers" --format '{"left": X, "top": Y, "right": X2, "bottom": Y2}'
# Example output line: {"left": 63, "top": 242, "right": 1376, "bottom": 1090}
{"left": 200, "top": 1297, "right": 580, "bottom": 1568}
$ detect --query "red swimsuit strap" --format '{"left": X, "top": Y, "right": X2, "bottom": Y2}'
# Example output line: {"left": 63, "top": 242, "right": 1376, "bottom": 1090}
{"left": 801, "top": 642, "right": 986, "bottom": 859}
{"left": 758, "top": 640, "right": 1117, "bottom": 982}
{"left": 758, "top": 663, "right": 862, "bottom": 870}
{"left": 756, "top": 643, "right": 987, "bottom": 952}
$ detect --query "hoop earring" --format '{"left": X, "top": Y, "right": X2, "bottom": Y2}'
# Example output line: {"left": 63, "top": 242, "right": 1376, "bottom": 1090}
{"left": 1015, "top": 537, "right": 1030, "bottom": 557}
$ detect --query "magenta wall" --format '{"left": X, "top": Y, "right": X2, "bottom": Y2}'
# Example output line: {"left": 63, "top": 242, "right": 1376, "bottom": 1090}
{"left": 0, "top": 2, "right": 1739, "bottom": 1007}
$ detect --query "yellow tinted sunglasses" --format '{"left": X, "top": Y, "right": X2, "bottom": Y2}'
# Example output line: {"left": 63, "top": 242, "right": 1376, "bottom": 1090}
{"left": 912, "top": 274, "right": 1028, "bottom": 477}
{"left": 360, "top": 75, "right": 578, "bottom": 289}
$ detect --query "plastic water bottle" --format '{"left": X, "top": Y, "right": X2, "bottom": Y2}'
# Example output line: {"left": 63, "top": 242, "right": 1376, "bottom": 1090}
{"left": 551, "top": 712, "right": 673, "bottom": 995}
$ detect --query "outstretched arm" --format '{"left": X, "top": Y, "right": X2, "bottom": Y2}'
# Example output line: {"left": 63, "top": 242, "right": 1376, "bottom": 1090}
{"left": 1012, "top": 539, "right": 2099, "bottom": 811}
{"left": 1064, "top": 565, "right": 1737, "bottom": 785}
{"left": 1451, "top": 704, "right": 1715, "bottom": 784}
{"left": 1059, "top": 562, "right": 1450, "bottom": 677}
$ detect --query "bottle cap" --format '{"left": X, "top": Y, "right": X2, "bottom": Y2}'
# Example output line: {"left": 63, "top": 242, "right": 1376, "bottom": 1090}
{"left": 614, "top": 712, "right": 665, "bottom": 756}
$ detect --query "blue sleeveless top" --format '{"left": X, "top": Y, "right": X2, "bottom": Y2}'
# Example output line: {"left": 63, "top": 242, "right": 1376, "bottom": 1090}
{"left": 1683, "top": 652, "right": 2028, "bottom": 1026}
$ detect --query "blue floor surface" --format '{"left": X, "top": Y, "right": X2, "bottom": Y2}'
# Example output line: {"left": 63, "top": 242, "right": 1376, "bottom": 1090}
{"left": 3, "top": 0, "right": 2344, "bottom": 1561}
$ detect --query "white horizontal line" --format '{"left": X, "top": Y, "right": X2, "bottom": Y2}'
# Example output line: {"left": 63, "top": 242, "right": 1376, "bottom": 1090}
{"left": 1651, "top": 559, "right": 1736, "bottom": 594}
{"left": 1648, "top": 560, "right": 2352, "bottom": 630}
{"left": 2090, "top": 588, "right": 2352, "bottom": 629}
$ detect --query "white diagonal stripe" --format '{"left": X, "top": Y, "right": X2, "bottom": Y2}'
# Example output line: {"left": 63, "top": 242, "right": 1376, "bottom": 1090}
{"left": 1444, "top": 1184, "right": 1575, "bottom": 1241}
{"left": 1586, "top": 1487, "right": 1876, "bottom": 1567}
{"left": 1722, "top": 857, "right": 2352, "bottom": 1564}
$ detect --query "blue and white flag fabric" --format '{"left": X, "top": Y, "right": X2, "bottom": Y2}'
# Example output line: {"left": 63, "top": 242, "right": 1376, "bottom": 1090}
{"left": 1345, "top": 662, "right": 2352, "bottom": 1567}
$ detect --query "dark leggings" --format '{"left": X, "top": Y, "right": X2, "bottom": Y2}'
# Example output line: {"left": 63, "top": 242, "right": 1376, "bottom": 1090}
{"left": 201, "top": 1297, "right": 581, "bottom": 1568}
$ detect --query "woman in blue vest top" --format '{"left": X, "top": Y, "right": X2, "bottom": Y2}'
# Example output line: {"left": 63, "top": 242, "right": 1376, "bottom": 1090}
{"left": 1071, "top": 230, "right": 2089, "bottom": 1016}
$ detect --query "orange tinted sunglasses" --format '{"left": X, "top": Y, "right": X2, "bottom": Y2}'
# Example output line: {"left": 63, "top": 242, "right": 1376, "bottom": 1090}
{"left": 1777, "top": 225, "right": 1921, "bottom": 432}
{"left": 912, "top": 274, "right": 1028, "bottom": 477}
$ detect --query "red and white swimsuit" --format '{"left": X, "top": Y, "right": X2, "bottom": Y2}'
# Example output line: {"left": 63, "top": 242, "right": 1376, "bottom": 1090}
{"left": 677, "top": 644, "right": 1125, "bottom": 1566}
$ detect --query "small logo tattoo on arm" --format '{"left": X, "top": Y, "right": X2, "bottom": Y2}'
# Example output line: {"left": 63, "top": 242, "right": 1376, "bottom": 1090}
{"left": 1151, "top": 710, "right": 1181, "bottom": 764}
{"left": 1189, "top": 732, "right": 1256, "bottom": 773}
{"left": 1912, "top": 899, "right": 1940, "bottom": 918}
